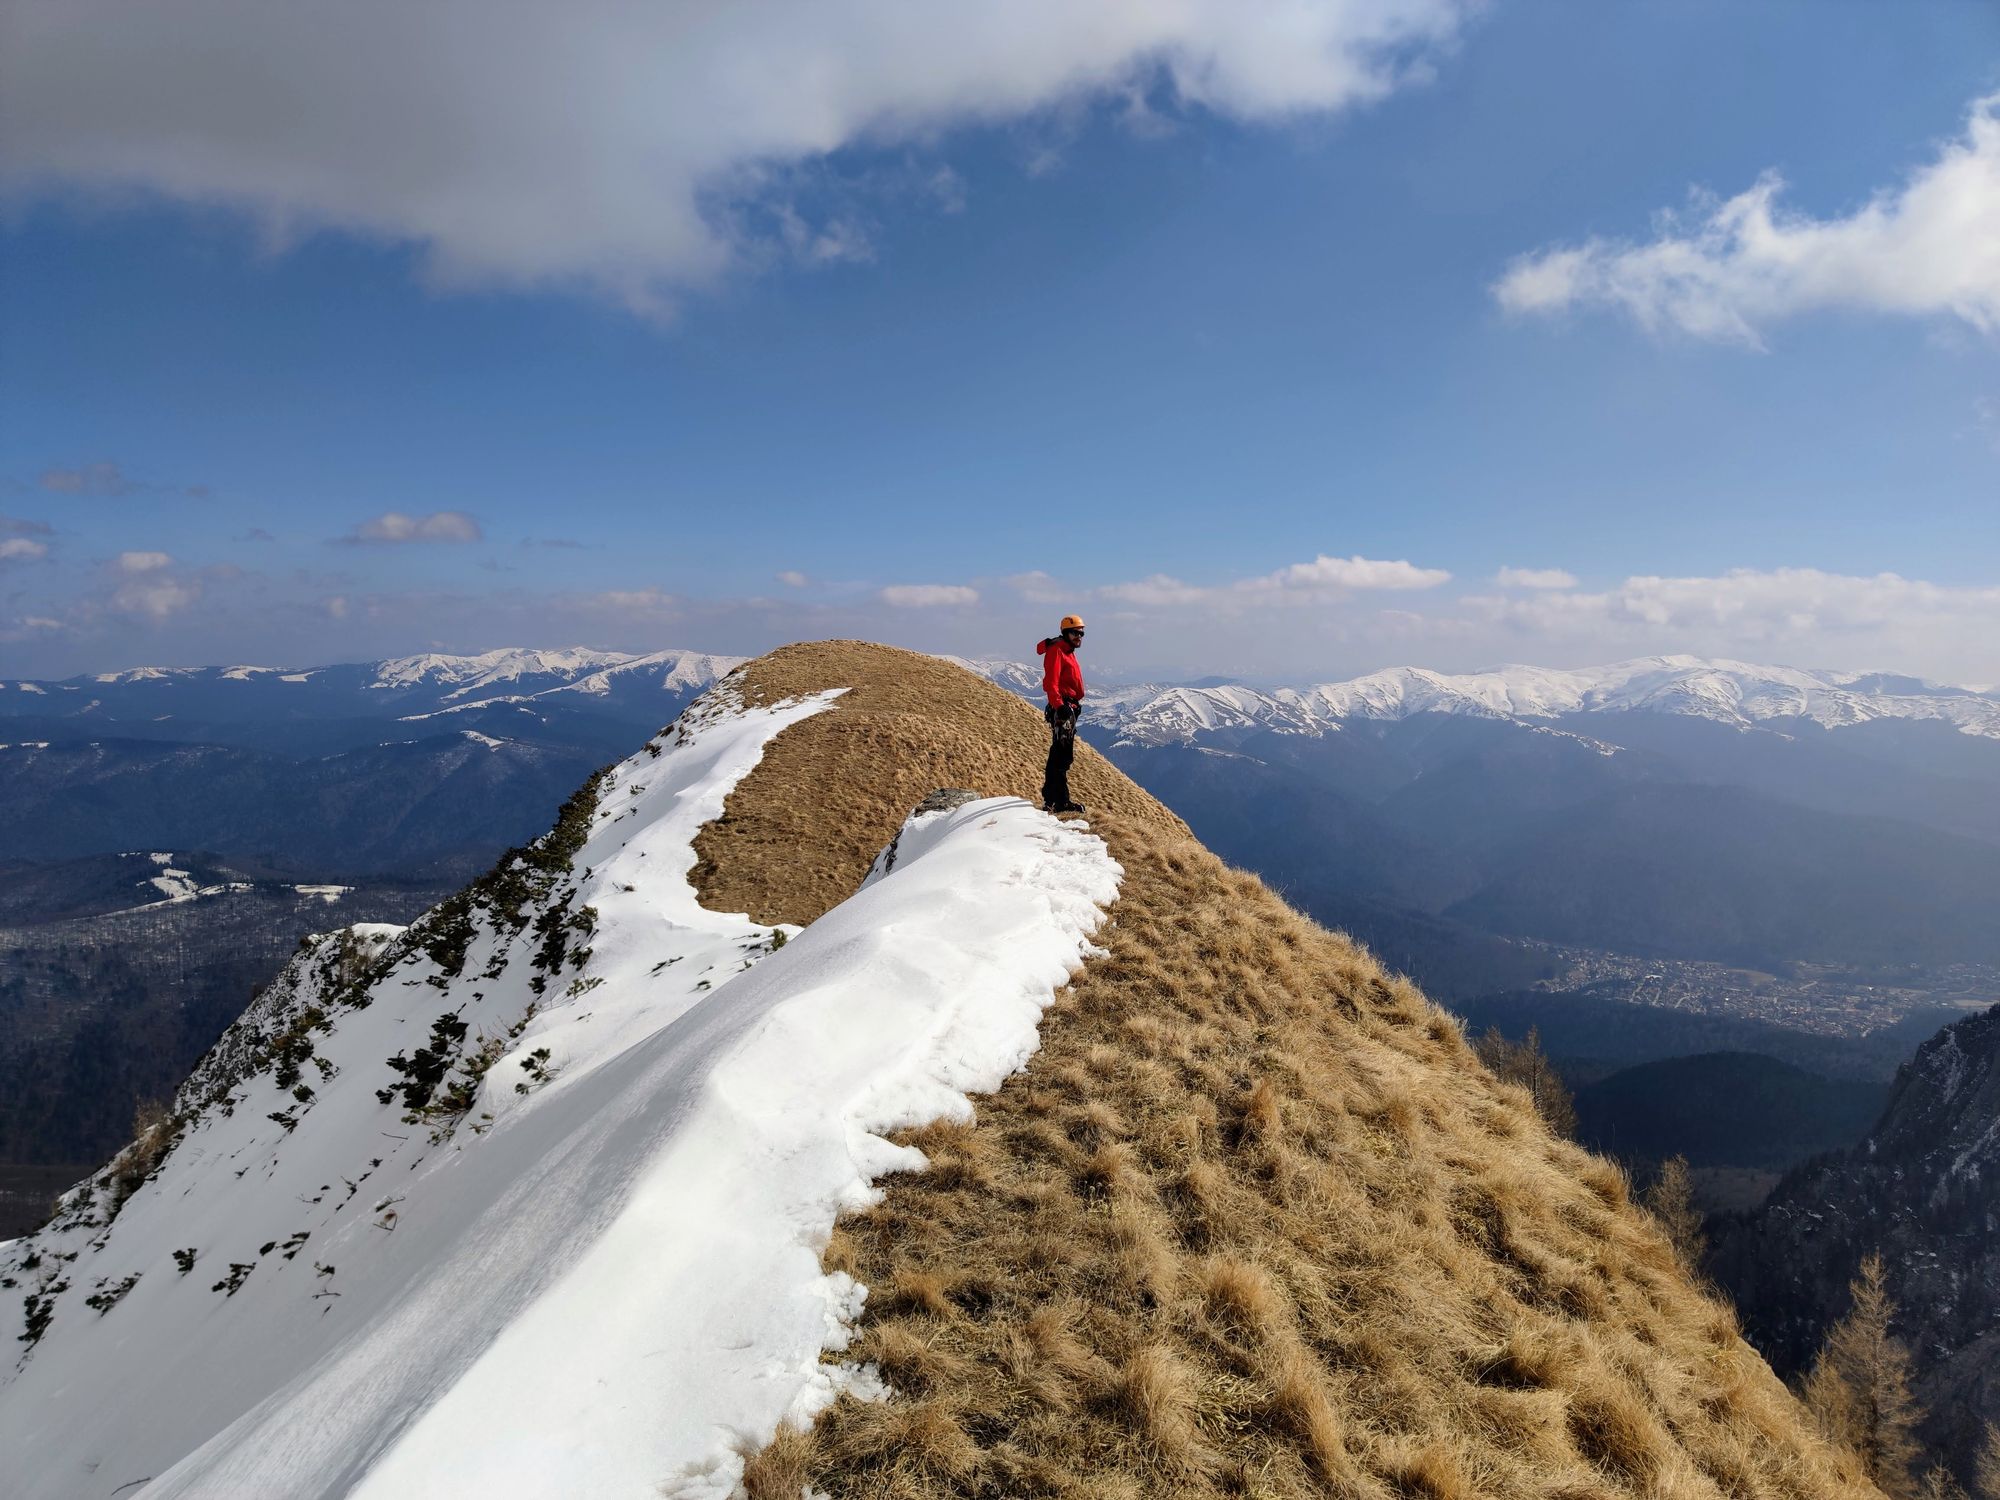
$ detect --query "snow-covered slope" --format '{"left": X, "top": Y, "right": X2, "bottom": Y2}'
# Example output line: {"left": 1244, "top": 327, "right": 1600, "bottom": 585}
{"left": 933, "top": 654, "right": 1042, "bottom": 698}
{"left": 0, "top": 679, "right": 1118, "bottom": 1499}
{"left": 956, "top": 654, "right": 2000, "bottom": 745}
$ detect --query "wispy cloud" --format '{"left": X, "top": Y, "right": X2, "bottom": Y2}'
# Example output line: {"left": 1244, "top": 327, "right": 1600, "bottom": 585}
{"left": 0, "top": 1, "right": 1473, "bottom": 316}
{"left": 339, "top": 511, "right": 483, "bottom": 545}
{"left": 37, "top": 461, "right": 208, "bottom": 498}
{"left": 0, "top": 537, "right": 49, "bottom": 564}
{"left": 775, "top": 570, "right": 811, "bottom": 588}
{"left": 1496, "top": 93, "right": 2000, "bottom": 345}
{"left": 1003, "top": 570, "right": 1068, "bottom": 606}
{"left": 1464, "top": 567, "right": 2000, "bottom": 652}
{"left": 1097, "top": 554, "right": 1453, "bottom": 609}
{"left": 1099, "top": 573, "right": 1210, "bottom": 607}
{"left": 880, "top": 583, "right": 980, "bottom": 608}
{"left": 104, "top": 552, "right": 202, "bottom": 619}
{"left": 1494, "top": 566, "right": 1577, "bottom": 590}
{"left": 590, "top": 588, "right": 678, "bottom": 613}
{"left": 1247, "top": 554, "right": 1452, "bottom": 593}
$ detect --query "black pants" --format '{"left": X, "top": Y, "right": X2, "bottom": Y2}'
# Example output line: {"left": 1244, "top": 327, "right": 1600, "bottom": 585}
{"left": 1042, "top": 706, "right": 1077, "bottom": 809}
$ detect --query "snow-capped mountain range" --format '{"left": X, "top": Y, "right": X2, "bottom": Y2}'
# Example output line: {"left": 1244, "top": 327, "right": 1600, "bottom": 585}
{"left": 0, "top": 648, "right": 746, "bottom": 724}
{"left": 7, "top": 647, "right": 1996, "bottom": 745}
{"left": 1010, "top": 655, "right": 2000, "bottom": 746}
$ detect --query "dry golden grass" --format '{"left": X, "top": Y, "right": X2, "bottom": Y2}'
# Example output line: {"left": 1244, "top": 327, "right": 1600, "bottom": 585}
{"left": 702, "top": 642, "right": 1881, "bottom": 1500}
{"left": 692, "top": 640, "right": 1183, "bottom": 925}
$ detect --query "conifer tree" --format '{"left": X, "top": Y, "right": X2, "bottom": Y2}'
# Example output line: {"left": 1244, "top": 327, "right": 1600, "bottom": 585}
{"left": 1977, "top": 1421, "right": 2000, "bottom": 1500}
{"left": 1917, "top": 1465, "right": 1969, "bottom": 1500}
{"left": 1473, "top": 1025, "right": 1577, "bottom": 1137}
{"left": 1803, "top": 1251, "right": 1925, "bottom": 1498}
{"left": 1641, "top": 1153, "right": 1706, "bottom": 1267}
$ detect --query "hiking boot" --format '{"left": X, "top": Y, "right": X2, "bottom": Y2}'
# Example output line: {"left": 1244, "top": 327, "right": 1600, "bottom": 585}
{"left": 1054, "top": 801, "right": 1086, "bottom": 815}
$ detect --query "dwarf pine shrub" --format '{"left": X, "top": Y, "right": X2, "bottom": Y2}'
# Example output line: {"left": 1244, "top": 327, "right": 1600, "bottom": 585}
{"left": 84, "top": 1274, "right": 139, "bottom": 1316}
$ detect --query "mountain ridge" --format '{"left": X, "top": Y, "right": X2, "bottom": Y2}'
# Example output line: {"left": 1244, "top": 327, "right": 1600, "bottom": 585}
{"left": 0, "top": 643, "right": 1878, "bottom": 1499}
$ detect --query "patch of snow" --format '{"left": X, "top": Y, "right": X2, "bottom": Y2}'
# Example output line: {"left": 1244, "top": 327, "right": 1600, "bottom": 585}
{"left": 292, "top": 885, "right": 353, "bottom": 905}
{"left": 935, "top": 653, "right": 1043, "bottom": 698}
{"left": 145, "top": 868, "right": 200, "bottom": 902}
{"left": 279, "top": 673, "right": 313, "bottom": 683}
{"left": 20, "top": 681, "right": 46, "bottom": 694}
{"left": 0, "top": 680, "right": 1120, "bottom": 1500}
{"left": 460, "top": 730, "right": 507, "bottom": 751}
{"left": 133, "top": 872, "right": 256, "bottom": 910}
{"left": 91, "top": 666, "right": 201, "bottom": 684}
{"left": 219, "top": 666, "right": 280, "bottom": 681}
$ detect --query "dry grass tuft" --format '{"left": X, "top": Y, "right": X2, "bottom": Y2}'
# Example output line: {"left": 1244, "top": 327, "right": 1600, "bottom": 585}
{"left": 697, "top": 643, "right": 1882, "bottom": 1500}
{"left": 1108, "top": 1343, "right": 1211, "bottom": 1468}
{"left": 740, "top": 1422, "right": 815, "bottom": 1500}
{"left": 1200, "top": 1256, "right": 1285, "bottom": 1345}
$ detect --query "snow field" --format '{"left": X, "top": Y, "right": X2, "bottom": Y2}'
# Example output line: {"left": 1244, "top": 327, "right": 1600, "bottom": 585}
{"left": 1, "top": 682, "right": 1120, "bottom": 1500}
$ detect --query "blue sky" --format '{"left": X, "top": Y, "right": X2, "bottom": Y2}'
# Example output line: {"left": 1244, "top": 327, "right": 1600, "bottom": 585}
{"left": 3, "top": 0, "right": 1998, "bottom": 682}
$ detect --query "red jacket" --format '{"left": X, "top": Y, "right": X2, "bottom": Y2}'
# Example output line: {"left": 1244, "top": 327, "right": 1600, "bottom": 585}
{"left": 1037, "top": 636, "right": 1084, "bottom": 709}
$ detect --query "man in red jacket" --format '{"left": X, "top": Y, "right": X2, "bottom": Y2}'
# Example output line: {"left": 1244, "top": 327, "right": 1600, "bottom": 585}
{"left": 1036, "top": 615, "right": 1087, "bottom": 814}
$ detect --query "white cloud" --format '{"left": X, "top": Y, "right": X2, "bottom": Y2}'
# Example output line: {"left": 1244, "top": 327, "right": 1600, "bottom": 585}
{"left": 344, "top": 511, "right": 483, "bottom": 544}
{"left": 1094, "top": 554, "right": 1452, "bottom": 611}
{"left": 1496, "top": 94, "right": 2000, "bottom": 345}
{"left": 0, "top": 1, "right": 1471, "bottom": 314}
{"left": 1250, "top": 553, "right": 1452, "bottom": 592}
{"left": 591, "top": 588, "right": 679, "bottom": 613}
{"left": 1004, "top": 570, "right": 1068, "bottom": 605}
{"left": 1467, "top": 567, "right": 2000, "bottom": 649}
{"left": 1494, "top": 566, "right": 1577, "bottom": 590}
{"left": 775, "top": 570, "right": 811, "bottom": 588}
{"left": 1098, "top": 573, "right": 1210, "bottom": 606}
{"left": 115, "top": 550, "right": 173, "bottom": 573}
{"left": 112, "top": 579, "right": 201, "bottom": 619}
{"left": 880, "top": 583, "right": 979, "bottom": 607}
{"left": 0, "top": 537, "right": 49, "bottom": 563}
{"left": 0, "top": 613, "right": 66, "bottom": 644}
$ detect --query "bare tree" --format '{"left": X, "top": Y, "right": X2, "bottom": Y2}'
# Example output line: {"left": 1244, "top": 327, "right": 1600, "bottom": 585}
{"left": 1474, "top": 1025, "right": 1577, "bottom": 1137}
{"left": 1641, "top": 1153, "right": 1706, "bottom": 1267}
{"left": 1917, "top": 1465, "right": 1970, "bottom": 1500}
{"left": 1976, "top": 1421, "right": 2000, "bottom": 1500}
{"left": 1803, "top": 1251, "right": 1925, "bottom": 1498}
